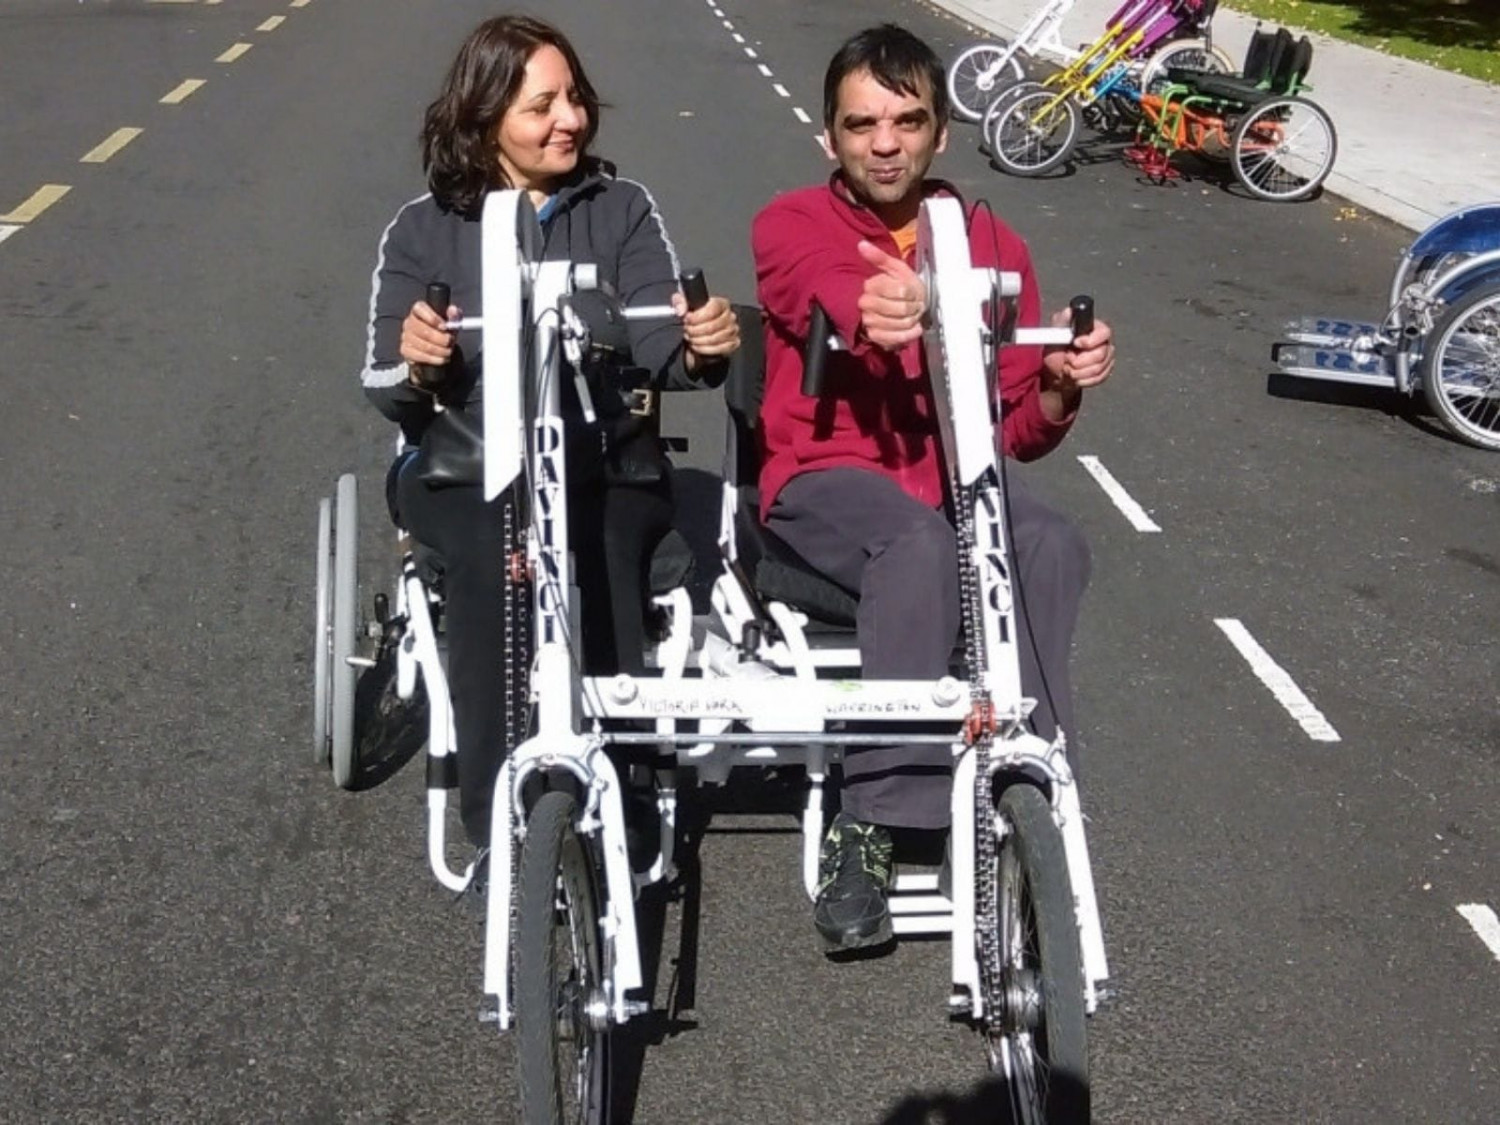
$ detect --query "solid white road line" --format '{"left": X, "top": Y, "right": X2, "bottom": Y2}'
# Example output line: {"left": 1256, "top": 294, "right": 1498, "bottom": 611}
{"left": 1076, "top": 455, "right": 1161, "bottom": 533}
{"left": 1458, "top": 904, "right": 1500, "bottom": 962}
{"left": 1214, "top": 619, "right": 1340, "bottom": 742}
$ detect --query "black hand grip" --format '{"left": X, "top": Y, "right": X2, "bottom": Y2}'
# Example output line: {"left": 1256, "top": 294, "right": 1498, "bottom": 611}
{"left": 426, "top": 283, "right": 452, "bottom": 325}
{"left": 802, "top": 301, "right": 833, "bottom": 399}
{"left": 679, "top": 269, "right": 709, "bottom": 311}
{"left": 1069, "top": 295, "right": 1095, "bottom": 340}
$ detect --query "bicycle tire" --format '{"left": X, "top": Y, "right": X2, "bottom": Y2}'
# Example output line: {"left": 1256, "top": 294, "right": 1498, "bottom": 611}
{"left": 329, "top": 473, "right": 359, "bottom": 789}
{"left": 1230, "top": 95, "right": 1337, "bottom": 202}
{"left": 1421, "top": 280, "right": 1500, "bottom": 451}
{"left": 312, "top": 496, "right": 333, "bottom": 765}
{"left": 516, "top": 790, "right": 613, "bottom": 1125}
{"left": 950, "top": 41, "right": 1026, "bottom": 122}
{"left": 989, "top": 86, "right": 1079, "bottom": 177}
{"left": 988, "top": 783, "right": 1089, "bottom": 1124}
{"left": 1138, "top": 38, "right": 1235, "bottom": 97}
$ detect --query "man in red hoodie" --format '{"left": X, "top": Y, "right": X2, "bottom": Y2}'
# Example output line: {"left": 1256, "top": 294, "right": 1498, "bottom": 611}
{"left": 752, "top": 24, "right": 1115, "bottom": 952}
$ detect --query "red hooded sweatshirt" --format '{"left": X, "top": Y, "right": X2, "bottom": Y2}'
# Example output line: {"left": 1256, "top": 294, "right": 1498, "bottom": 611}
{"left": 752, "top": 174, "right": 1074, "bottom": 522}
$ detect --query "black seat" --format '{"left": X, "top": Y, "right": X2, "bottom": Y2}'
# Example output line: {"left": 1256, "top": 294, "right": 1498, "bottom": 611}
{"left": 1179, "top": 27, "right": 1313, "bottom": 105}
{"left": 722, "top": 305, "right": 859, "bottom": 629}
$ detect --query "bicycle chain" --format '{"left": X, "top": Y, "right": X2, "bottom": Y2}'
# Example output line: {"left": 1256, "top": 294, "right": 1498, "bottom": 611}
{"left": 502, "top": 494, "right": 532, "bottom": 971}
{"left": 953, "top": 478, "right": 1005, "bottom": 1033}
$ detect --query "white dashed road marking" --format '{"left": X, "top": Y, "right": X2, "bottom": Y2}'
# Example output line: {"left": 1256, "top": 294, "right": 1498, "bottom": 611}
{"left": 161, "top": 79, "right": 207, "bottom": 104}
{"left": 1214, "top": 619, "right": 1340, "bottom": 742}
{"left": 1458, "top": 904, "right": 1500, "bottom": 962}
{"left": 1077, "top": 455, "right": 1161, "bottom": 533}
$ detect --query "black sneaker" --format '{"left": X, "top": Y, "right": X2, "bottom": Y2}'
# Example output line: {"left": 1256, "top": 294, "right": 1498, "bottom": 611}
{"left": 813, "top": 812, "right": 894, "bottom": 951}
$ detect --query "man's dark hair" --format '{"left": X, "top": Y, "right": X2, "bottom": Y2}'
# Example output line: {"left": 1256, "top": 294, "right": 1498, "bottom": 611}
{"left": 822, "top": 24, "right": 949, "bottom": 131}
{"left": 421, "top": 15, "right": 602, "bottom": 217}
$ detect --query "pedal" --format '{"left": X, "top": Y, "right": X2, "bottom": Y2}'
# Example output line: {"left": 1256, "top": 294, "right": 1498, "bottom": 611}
{"left": 1271, "top": 343, "right": 1395, "bottom": 387}
{"left": 1279, "top": 315, "right": 1383, "bottom": 349}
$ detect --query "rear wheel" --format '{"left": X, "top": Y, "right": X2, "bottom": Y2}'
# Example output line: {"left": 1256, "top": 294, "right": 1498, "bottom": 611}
{"left": 329, "top": 473, "right": 360, "bottom": 789}
{"left": 987, "top": 784, "right": 1089, "bottom": 1125}
{"left": 1421, "top": 281, "right": 1500, "bottom": 451}
{"left": 515, "top": 790, "right": 612, "bottom": 1125}
{"left": 1230, "top": 96, "right": 1337, "bottom": 202}
{"left": 949, "top": 42, "right": 1025, "bottom": 122}
{"left": 989, "top": 84, "right": 1080, "bottom": 177}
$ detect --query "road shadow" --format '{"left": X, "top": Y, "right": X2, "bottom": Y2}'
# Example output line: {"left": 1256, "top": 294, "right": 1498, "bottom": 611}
{"left": 1263, "top": 370, "right": 1479, "bottom": 447}
{"left": 875, "top": 1073, "right": 1089, "bottom": 1125}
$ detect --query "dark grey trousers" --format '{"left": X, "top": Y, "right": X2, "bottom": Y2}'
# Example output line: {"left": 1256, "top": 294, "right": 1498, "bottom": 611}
{"left": 767, "top": 467, "right": 1091, "bottom": 829}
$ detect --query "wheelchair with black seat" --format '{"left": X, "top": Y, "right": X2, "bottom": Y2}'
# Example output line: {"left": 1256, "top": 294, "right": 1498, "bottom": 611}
{"left": 1125, "top": 24, "right": 1338, "bottom": 201}
{"left": 312, "top": 189, "right": 1110, "bottom": 1124}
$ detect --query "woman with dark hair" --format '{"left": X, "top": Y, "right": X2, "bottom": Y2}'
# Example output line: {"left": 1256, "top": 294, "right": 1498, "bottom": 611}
{"left": 359, "top": 14, "right": 740, "bottom": 854}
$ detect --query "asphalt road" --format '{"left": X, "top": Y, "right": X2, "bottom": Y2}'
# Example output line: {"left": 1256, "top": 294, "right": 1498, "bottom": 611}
{"left": 1, "top": 0, "right": 1497, "bottom": 1122}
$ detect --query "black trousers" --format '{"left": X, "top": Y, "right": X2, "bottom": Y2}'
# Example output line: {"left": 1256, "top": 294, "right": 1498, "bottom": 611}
{"left": 767, "top": 467, "right": 1091, "bottom": 830}
{"left": 396, "top": 464, "right": 673, "bottom": 847}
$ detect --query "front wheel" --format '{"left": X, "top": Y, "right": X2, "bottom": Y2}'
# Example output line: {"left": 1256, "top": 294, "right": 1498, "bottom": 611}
{"left": 949, "top": 41, "right": 1025, "bottom": 122}
{"left": 987, "top": 784, "right": 1088, "bottom": 1124}
{"left": 1421, "top": 281, "right": 1500, "bottom": 451}
{"left": 988, "top": 84, "right": 1080, "bottom": 177}
{"left": 1230, "top": 96, "right": 1338, "bottom": 202}
{"left": 515, "top": 790, "right": 612, "bottom": 1125}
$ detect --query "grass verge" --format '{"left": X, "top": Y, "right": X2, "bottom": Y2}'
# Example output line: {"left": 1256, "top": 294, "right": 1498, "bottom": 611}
{"left": 1222, "top": 0, "right": 1500, "bottom": 84}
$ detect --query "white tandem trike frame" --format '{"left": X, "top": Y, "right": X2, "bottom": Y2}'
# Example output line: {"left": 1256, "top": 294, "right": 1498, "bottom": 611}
{"left": 330, "top": 188, "right": 1110, "bottom": 1121}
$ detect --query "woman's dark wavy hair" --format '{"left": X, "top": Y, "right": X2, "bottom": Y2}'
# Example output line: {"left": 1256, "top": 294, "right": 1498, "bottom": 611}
{"left": 822, "top": 24, "right": 949, "bottom": 130}
{"left": 422, "top": 15, "right": 601, "bottom": 218}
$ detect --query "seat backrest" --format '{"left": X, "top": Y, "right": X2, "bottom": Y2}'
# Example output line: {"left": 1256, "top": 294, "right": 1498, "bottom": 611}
{"left": 1239, "top": 28, "right": 1280, "bottom": 84}
{"left": 1259, "top": 27, "right": 1298, "bottom": 88}
{"left": 1276, "top": 36, "right": 1314, "bottom": 94}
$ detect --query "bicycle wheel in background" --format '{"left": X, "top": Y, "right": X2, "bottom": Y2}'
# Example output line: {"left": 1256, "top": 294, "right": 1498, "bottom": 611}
{"left": 949, "top": 41, "right": 1025, "bottom": 122}
{"left": 1139, "top": 38, "right": 1235, "bottom": 96}
{"left": 988, "top": 85, "right": 1080, "bottom": 177}
{"left": 1230, "top": 95, "right": 1338, "bottom": 202}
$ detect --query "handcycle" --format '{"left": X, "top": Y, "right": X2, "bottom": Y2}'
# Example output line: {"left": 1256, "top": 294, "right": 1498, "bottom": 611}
{"left": 1123, "top": 25, "right": 1338, "bottom": 202}
{"left": 949, "top": 0, "right": 1230, "bottom": 125}
{"left": 976, "top": 0, "right": 1233, "bottom": 177}
{"left": 313, "top": 189, "right": 1111, "bottom": 1123}
{"left": 1271, "top": 201, "right": 1500, "bottom": 450}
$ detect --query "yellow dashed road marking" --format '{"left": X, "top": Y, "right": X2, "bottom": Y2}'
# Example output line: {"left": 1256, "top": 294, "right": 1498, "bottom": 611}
{"left": 258, "top": 15, "right": 285, "bottom": 31}
{"left": 80, "top": 127, "right": 143, "bottom": 164}
{"left": 1, "top": 185, "right": 71, "bottom": 224}
{"left": 161, "top": 79, "right": 207, "bottom": 105}
{"left": 217, "top": 43, "right": 253, "bottom": 63}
